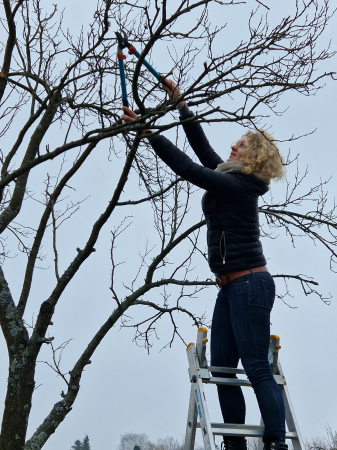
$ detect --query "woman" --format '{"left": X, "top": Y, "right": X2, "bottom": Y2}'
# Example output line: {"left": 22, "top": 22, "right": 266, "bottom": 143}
{"left": 122, "top": 79, "right": 287, "bottom": 450}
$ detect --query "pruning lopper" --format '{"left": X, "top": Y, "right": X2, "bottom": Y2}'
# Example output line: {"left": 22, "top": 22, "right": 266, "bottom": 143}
{"left": 116, "top": 30, "right": 167, "bottom": 110}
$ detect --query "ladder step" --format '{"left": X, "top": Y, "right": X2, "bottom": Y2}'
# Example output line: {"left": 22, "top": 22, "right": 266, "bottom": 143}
{"left": 202, "top": 375, "right": 286, "bottom": 387}
{"left": 196, "top": 423, "right": 298, "bottom": 440}
{"left": 203, "top": 377, "right": 252, "bottom": 387}
{"left": 208, "top": 366, "right": 246, "bottom": 375}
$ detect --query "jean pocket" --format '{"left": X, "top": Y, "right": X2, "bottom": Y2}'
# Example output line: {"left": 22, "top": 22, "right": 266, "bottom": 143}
{"left": 249, "top": 277, "right": 275, "bottom": 311}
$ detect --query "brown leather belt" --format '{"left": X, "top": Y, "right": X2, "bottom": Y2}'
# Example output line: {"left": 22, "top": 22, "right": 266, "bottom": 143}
{"left": 216, "top": 266, "right": 268, "bottom": 289}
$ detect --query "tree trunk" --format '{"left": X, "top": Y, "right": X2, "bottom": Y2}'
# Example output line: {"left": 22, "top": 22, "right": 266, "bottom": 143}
{"left": 0, "top": 350, "right": 36, "bottom": 450}
{"left": 0, "top": 266, "right": 34, "bottom": 450}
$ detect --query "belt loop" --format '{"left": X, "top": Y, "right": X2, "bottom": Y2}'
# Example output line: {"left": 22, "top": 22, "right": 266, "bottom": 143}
{"left": 249, "top": 269, "right": 254, "bottom": 274}
{"left": 215, "top": 277, "right": 222, "bottom": 289}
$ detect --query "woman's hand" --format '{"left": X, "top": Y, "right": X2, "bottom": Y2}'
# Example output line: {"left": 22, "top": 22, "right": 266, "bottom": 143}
{"left": 121, "top": 106, "right": 150, "bottom": 134}
{"left": 162, "top": 79, "right": 185, "bottom": 108}
{"left": 121, "top": 106, "right": 138, "bottom": 123}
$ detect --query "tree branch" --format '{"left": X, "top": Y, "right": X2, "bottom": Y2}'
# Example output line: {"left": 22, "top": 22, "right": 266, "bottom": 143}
{"left": 0, "top": 0, "right": 25, "bottom": 102}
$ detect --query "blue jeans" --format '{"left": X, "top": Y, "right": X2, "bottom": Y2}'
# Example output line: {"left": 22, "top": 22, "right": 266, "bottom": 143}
{"left": 210, "top": 272, "right": 286, "bottom": 442}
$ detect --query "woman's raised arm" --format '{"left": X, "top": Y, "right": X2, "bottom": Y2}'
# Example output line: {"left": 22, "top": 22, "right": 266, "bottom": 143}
{"left": 162, "top": 79, "right": 223, "bottom": 170}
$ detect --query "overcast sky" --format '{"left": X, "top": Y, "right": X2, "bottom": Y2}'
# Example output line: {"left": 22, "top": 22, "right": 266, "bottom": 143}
{"left": 0, "top": 1, "right": 337, "bottom": 449}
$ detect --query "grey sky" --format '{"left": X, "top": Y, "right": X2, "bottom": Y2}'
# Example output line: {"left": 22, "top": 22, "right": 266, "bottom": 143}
{"left": 0, "top": 1, "right": 336, "bottom": 449}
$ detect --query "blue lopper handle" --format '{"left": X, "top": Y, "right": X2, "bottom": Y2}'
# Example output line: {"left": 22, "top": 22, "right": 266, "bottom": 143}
{"left": 133, "top": 50, "right": 167, "bottom": 85}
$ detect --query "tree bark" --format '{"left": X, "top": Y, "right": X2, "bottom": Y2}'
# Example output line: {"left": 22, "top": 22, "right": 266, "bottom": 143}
{"left": 0, "top": 267, "right": 33, "bottom": 450}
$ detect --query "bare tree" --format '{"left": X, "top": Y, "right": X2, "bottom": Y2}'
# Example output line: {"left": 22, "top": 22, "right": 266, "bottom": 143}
{"left": 305, "top": 427, "right": 337, "bottom": 450}
{"left": 0, "top": 0, "right": 336, "bottom": 449}
{"left": 117, "top": 432, "right": 204, "bottom": 450}
{"left": 247, "top": 438, "right": 259, "bottom": 450}
{"left": 118, "top": 433, "right": 152, "bottom": 450}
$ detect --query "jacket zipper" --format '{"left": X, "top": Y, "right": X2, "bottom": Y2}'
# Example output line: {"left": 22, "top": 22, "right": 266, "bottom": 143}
{"left": 219, "top": 231, "right": 226, "bottom": 264}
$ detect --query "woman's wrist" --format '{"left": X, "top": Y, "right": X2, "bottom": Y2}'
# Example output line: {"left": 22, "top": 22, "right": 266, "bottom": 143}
{"left": 178, "top": 102, "right": 191, "bottom": 119}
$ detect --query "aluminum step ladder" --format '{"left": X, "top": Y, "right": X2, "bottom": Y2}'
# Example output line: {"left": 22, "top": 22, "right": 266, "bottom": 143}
{"left": 184, "top": 328, "right": 304, "bottom": 450}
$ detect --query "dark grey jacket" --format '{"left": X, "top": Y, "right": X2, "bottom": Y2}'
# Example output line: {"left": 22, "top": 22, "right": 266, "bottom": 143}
{"left": 149, "top": 109, "right": 268, "bottom": 277}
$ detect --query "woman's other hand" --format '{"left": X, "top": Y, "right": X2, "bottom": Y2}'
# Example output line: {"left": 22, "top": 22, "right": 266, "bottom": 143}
{"left": 121, "top": 106, "right": 150, "bottom": 134}
{"left": 121, "top": 106, "right": 138, "bottom": 123}
{"left": 162, "top": 79, "right": 185, "bottom": 108}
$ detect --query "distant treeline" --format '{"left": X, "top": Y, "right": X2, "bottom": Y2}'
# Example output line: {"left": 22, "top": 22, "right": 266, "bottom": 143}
{"left": 70, "top": 428, "right": 337, "bottom": 450}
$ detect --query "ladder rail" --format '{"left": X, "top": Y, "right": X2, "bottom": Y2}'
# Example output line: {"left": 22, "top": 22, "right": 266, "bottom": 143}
{"left": 277, "top": 360, "right": 305, "bottom": 450}
{"left": 186, "top": 340, "right": 216, "bottom": 450}
{"left": 185, "top": 385, "right": 198, "bottom": 450}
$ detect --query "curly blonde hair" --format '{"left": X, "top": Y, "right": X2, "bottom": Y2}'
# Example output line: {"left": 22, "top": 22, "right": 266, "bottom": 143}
{"left": 240, "top": 130, "right": 285, "bottom": 180}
